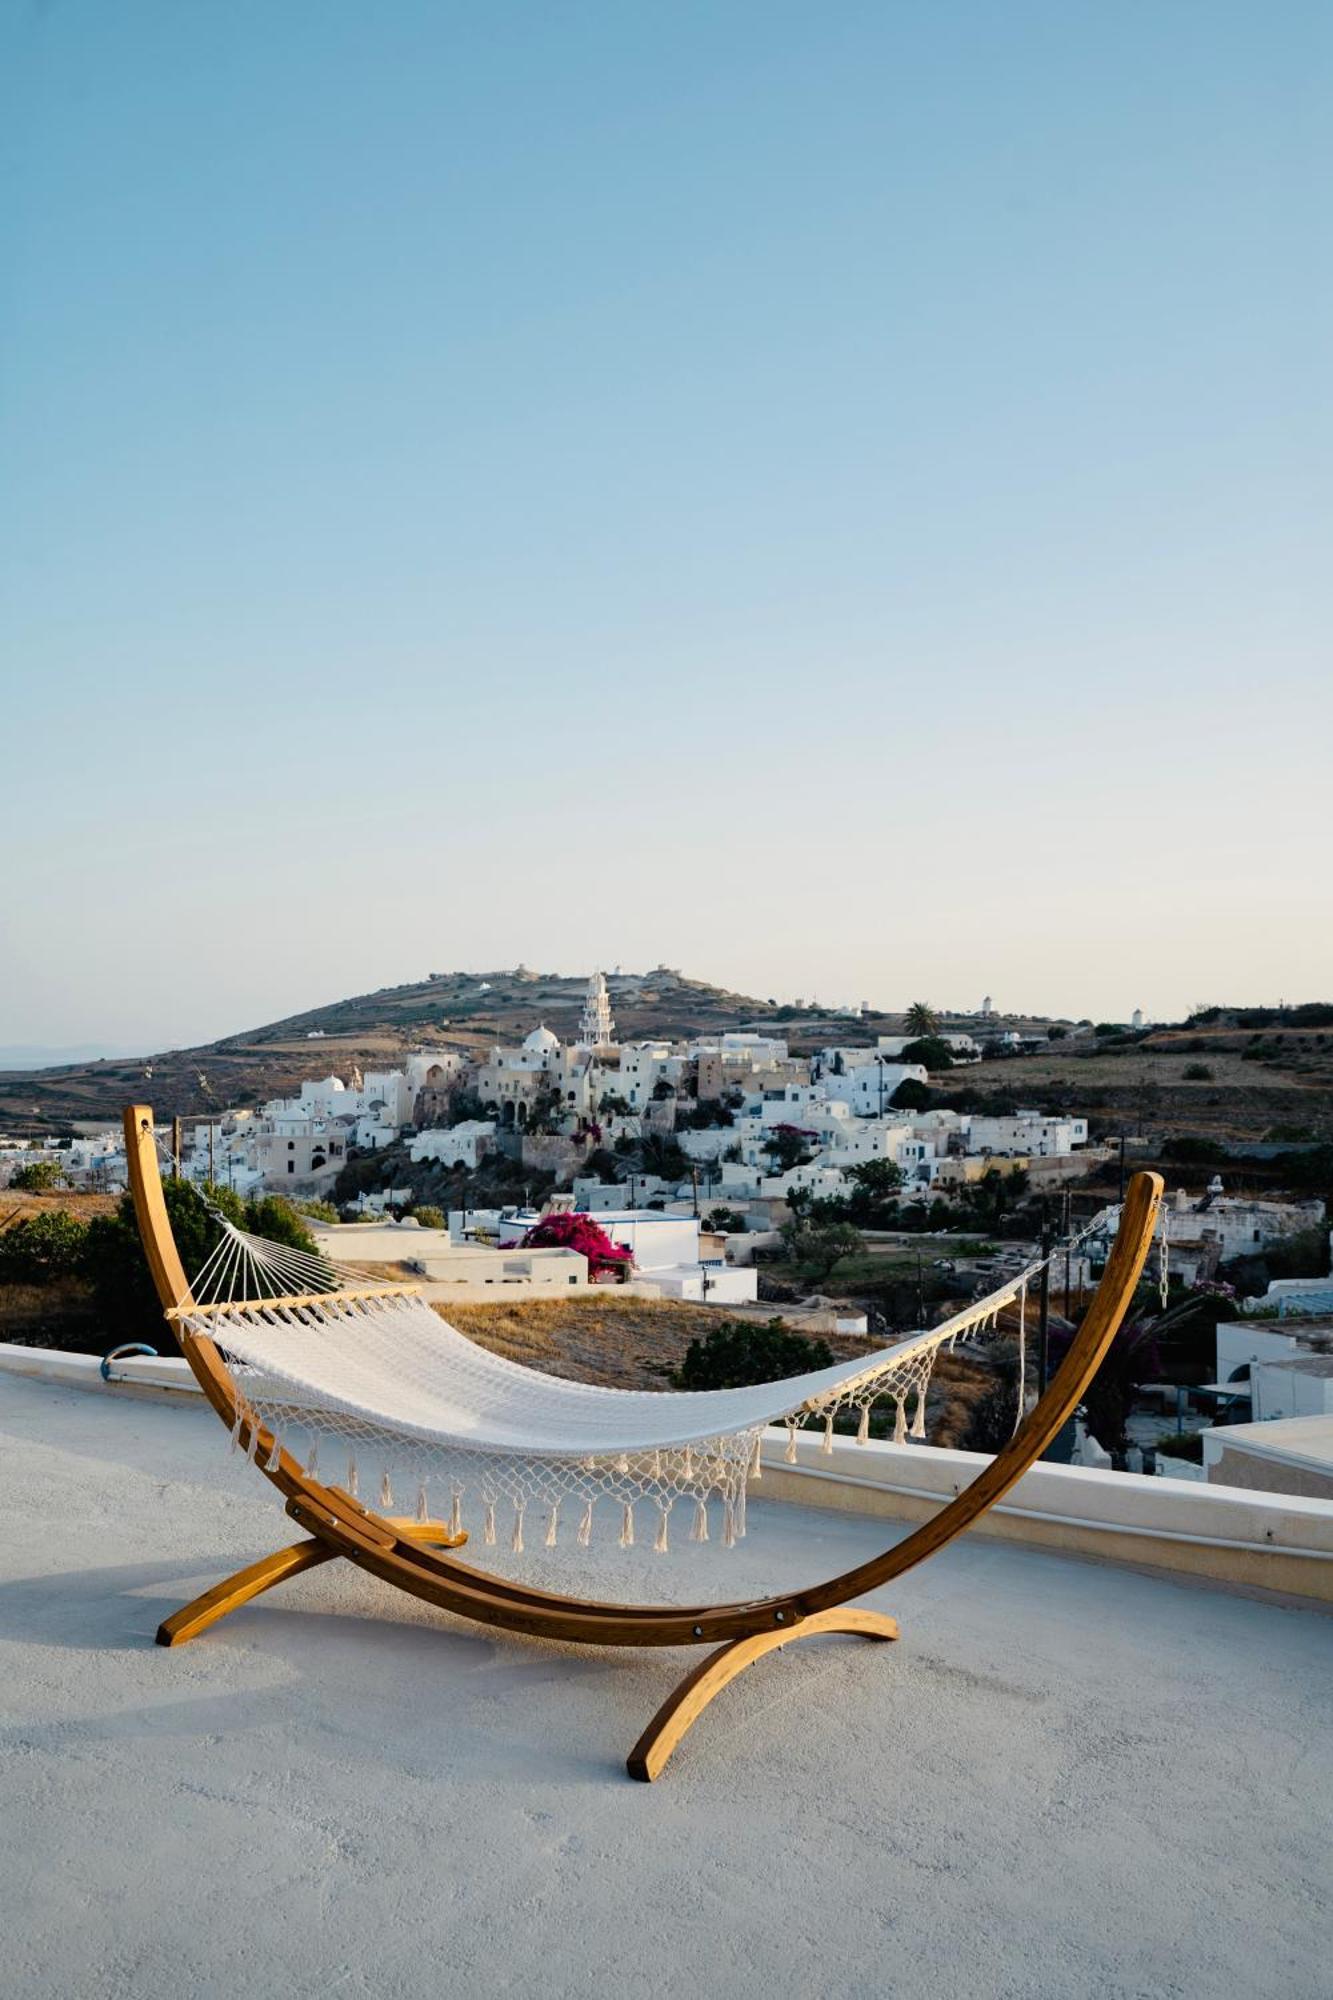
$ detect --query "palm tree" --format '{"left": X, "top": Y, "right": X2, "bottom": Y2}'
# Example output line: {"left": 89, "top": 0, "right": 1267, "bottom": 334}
{"left": 905, "top": 1000, "right": 939, "bottom": 1038}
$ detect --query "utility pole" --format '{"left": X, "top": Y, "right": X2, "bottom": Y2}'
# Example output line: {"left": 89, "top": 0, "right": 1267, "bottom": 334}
{"left": 691, "top": 1164, "right": 700, "bottom": 1220}
{"left": 1062, "top": 1188, "right": 1072, "bottom": 1320}
{"left": 208, "top": 1119, "right": 215, "bottom": 1187}
{"left": 1118, "top": 1130, "right": 1127, "bottom": 1203}
{"left": 171, "top": 1116, "right": 182, "bottom": 1182}
{"left": 1038, "top": 1199, "right": 1052, "bottom": 1394}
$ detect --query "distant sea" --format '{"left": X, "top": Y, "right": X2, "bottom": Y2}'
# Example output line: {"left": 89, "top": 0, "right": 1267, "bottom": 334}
{"left": 0, "top": 1045, "right": 144, "bottom": 1070}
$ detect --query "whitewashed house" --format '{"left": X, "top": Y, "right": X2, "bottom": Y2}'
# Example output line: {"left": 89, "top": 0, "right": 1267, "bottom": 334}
{"left": 820, "top": 1058, "right": 928, "bottom": 1118}
{"left": 966, "top": 1113, "right": 1089, "bottom": 1158}
{"left": 617, "top": 1041, "right": 685, "bottom": 1111}
{"left": 409, "top": 1121, "right": 497, "bottom": 1172}
{"left": 1248, "top": 1356, "right": 1333, "bottom": 1423}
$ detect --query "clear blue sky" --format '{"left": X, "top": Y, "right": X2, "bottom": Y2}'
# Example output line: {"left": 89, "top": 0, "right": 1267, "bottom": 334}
{"left": 2, "top": 1, "right": 1330, "bottom": 1051}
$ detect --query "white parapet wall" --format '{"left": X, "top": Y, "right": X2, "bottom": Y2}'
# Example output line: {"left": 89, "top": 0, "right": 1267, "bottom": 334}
{"left": 3, "top": 1342, "right": 1331, "bottom": 1604}
{"left": 0, "top": 1342, "right": 202, "bottom": 1400}
{"left": 757, "top": 1427, "right": 1333, "bottom": 1604}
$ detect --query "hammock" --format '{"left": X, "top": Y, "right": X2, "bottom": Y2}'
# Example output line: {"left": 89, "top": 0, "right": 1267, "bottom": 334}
{"left": 174, "top": 1212, "right": 1104, "bottom": 1556}
{"left": 123, "top": 1105, "right": 1164, "bottom": 1780}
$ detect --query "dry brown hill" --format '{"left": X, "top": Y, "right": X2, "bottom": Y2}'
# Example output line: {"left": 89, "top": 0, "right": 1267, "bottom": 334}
{"left": 0, "top": 967, "right": 898, "bottom": 1129}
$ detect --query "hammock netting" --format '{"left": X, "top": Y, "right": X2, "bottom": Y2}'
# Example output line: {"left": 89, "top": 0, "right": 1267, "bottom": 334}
{"left": 179, "top": 1208, "right": 1113, "bottom": 1556}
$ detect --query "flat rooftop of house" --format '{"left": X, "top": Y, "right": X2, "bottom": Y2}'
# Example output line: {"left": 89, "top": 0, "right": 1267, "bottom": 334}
{"left": 1207, "top": 1413, "right": 1333, "bottom": 1475}
{"left": 1234, "top": 1314, "right": 1333, "bottom": 1334}
{"left": 3, "top": 1374, "right": 1331, "bottom": 2000}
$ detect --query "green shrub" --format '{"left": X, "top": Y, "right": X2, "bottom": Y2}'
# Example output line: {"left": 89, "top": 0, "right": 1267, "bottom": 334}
{"left": 411, "top": 1205, "right": 446, "bottom": 1229}
{"left": 82, "top": 1181, "right": 321, "bottom": 1338}
{"left": 899, "top": 1036, "right": 954, "bottom": 1071}
{"left": 959, "top": 1373, "right": 1022, "bottom": 1454}
{"left": 1154, "top": 1431, "right": 1205, "bottom": 1462}
{"left": 673, "top": 1318, "right": 834, "bottom": 1391}
{"left": 10, "top": 1160, "right": 63, "bottom": 1192}
{"left": 1168, "top": 1135, "right": 1227, "bottom": 1163}
{"left": 779, "top": 1218, "right": 865, "bottom": 1279}
{"left": 1182, "top": 1063, "right": 1213, "bottom": 1081}
{"left": 0, "top": 1209, "right": 89, "bottom": 1280}
{"left": 294, "top": 1198, "right": 339, "bottom": 1224}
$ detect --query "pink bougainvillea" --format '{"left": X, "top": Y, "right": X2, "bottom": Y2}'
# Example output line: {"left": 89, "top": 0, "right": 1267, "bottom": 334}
{"left": 521, "top": 1210, "right": 633, "bottom": 1277}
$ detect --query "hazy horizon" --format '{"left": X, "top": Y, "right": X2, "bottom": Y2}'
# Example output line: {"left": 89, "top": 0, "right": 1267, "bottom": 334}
{"left": 1, "top": 958, "right": 1326, "bottom": 1072}
{"left": 4, "top": 3, "right": 1330, "bottom": 1047}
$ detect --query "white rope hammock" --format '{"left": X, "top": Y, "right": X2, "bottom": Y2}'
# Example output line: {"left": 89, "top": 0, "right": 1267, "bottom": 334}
{"left": 178, "top": 1208, "right": 1114, "bottom": 1556}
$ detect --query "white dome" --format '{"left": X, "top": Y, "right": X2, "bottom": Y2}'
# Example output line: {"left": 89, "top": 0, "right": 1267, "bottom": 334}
{"left": 523, "top": 1025, "right": 560, "bottom": 1054}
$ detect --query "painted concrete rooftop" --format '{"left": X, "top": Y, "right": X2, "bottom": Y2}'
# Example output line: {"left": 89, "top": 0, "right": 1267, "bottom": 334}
{"left": 2, "top": 1372, "right": 1331, "bottom": 2000}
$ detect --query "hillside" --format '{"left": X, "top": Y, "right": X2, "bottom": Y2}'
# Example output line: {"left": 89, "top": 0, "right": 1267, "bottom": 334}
{"left": 934, "top": 1023, "right": 1333, "bottom": 1193}
{"left": 0, "top": 967, "right": 895, "bottom": 1129}
{"left": 7, "top": 972, "right": 1332, "bottom": 1164}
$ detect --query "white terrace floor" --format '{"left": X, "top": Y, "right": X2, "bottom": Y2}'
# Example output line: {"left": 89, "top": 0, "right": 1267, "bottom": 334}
{"left": 2, "top": 1374, "right": 1331, "bottom": 2000}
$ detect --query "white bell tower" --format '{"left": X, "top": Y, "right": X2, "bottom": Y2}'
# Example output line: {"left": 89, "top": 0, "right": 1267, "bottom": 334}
{"left": 577, "top": 971, "right": 616, "bottom": 1050}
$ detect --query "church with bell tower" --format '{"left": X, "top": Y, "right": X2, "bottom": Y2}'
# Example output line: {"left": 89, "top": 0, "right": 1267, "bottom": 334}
{"left": 577, "top": 971, "right": 616, "bottom": 1051}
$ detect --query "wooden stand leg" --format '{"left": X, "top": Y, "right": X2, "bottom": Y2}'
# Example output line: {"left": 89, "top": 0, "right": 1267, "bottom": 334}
{"left": 155, "top": 1519, "right": 468, "bottom": 1647}
{"left": 156, "top": 1539, "right": 339, "bottom": 1647}
{"left": 155, "top": 1520, "right": 464, "bottom": 1648}
{"left": 626, "top": 1608, "right": 899, "bottom": 1783}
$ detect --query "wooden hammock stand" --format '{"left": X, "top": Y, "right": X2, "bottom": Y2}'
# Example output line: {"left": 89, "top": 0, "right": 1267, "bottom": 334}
{"left": 124, "top": 1105, "right": 1163, "bottom": 1780}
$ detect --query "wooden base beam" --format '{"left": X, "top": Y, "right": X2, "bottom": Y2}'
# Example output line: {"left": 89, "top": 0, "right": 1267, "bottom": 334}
{"left": 155, "top": 1520, "right": 467, "bottom": 1648}
{"left": 626, "top": 1607, "right": 899, "bottom": 1782}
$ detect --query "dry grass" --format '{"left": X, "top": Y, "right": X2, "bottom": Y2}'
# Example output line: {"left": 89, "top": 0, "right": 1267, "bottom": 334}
{"left": 438, "top": 1294, "right": 871, "bottom": 1392}
{"left": 0, "top": 1275, "right": 105, "bottom": 1352}
{"left": 0, "top": 1190, "right": 118, "bottom": 1228}
{"left": 948, "top": 1038, "right": 1333, "bottom": 1148}
{"left": 435, "top": 1292, "right": 1010, "bottom": 1454}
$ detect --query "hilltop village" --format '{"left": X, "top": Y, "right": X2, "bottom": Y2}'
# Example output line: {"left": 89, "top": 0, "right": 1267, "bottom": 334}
{"left": 4, "top": 973, "right": 1096, "bottom": 1216}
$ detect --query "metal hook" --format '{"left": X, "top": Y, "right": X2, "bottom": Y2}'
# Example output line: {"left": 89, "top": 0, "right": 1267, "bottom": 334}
{"left": 100, "top": 1342, "right": 158, "bottom": 1383}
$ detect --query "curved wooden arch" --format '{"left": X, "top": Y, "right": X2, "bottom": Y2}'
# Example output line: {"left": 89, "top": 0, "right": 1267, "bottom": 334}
{"left": 124, "top": 1106, "right": 1162, "bottom": 1776}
